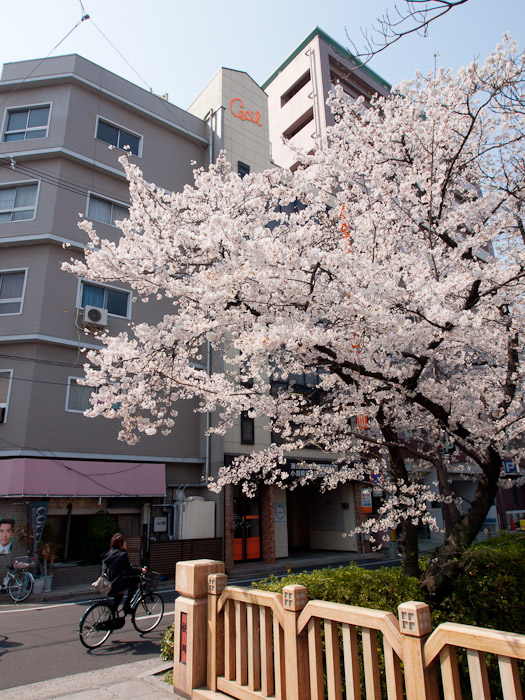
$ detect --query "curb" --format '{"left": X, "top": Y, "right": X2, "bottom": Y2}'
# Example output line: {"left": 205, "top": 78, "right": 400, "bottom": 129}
{"left": 0, "top": 658, "right": 175, "bottom": 700}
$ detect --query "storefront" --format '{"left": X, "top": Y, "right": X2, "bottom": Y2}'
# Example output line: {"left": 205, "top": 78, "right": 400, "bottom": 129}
{"left": 0, "top": 457, "right": 165, "bottom": 566}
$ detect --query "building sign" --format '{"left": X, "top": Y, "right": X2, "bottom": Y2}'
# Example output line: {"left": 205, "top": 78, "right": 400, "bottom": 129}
{"left": 361, "top": 488, "right": 373, "bottom": 513}
{"left": 287, "top": 461, "right": 335, "bottom": 479}
{"left": 180, "top": 612, "right": 187, "bottom": 664}
{"left": 274, "top": 503, "right": 287, "bottom": 524}
{"left": 230, "top": 98, "right": 262, "bottom": 127}
{"left": 153, "top": 516, "right": 167, "bottom": 532}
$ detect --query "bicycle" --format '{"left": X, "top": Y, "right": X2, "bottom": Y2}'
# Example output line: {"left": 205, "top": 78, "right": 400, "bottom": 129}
{"left": 0, "top": 557, "right": 35, "bottom": 602}
{"left": 78, "top": 571, "right": 164, "bottom": 648}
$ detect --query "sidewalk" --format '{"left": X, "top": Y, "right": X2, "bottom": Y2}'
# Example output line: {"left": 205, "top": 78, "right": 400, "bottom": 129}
{"left": 0, "top": 658, "right": 180, "bottom": 700}
{"left": 29, "top": 546, "right": 403, "bottom": 604}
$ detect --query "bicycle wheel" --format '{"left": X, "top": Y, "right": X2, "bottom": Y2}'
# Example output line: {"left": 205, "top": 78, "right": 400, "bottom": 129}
{"left": 132, "top": 593, "right": 164, "bottom": 633}
{"left": 8, "top": 571, "right": 33, "bottom": 602}
{"left": 79, "top": 602, "right": 114, "bottom": 648}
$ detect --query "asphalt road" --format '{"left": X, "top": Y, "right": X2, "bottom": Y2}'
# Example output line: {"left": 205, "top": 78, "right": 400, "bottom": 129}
{"left": 0, "top": 589, "right": 176, "bottom": 691}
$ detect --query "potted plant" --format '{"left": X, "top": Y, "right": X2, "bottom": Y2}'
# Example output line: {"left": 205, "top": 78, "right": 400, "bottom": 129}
{"left": 39, "top": 543, "right": 55, "bottom": 591}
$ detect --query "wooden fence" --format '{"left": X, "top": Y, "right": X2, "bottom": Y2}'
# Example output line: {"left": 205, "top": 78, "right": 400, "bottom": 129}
{"left": 172, "top": 560, "right": 525, "bottom": 700}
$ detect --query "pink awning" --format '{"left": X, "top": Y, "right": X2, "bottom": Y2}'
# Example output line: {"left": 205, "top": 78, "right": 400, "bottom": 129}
{"left": 0, "top": 458, "right": 165, "bottom": 497}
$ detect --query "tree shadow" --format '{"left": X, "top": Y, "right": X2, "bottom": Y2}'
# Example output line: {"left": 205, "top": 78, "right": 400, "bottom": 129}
{"left": 0, "top": 635, "right": 23, "bottom": 657}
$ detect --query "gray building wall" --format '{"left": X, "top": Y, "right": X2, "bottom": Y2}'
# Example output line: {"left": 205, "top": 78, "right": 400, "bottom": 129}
{"left": 0, "top": 54, "right": 224, "bottom": 567}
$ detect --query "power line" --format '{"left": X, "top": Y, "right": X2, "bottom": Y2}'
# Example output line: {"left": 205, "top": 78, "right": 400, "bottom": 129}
{"left": 0, "top": 159, "right": 130, "bottom": 204}
{"left": 89, "top": 19, "right": 151, "bottom": 93}
{"left": 0, "top": 352, "right": 85, "bottom": 368}
{"left": 0, "top": 15, "right": 90, "bottom": 113}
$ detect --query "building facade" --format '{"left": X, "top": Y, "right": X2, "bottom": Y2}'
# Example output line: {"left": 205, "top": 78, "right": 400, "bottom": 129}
{"left": 263, "top": 27, "right": 390, "bottom": 170}
{"left": 0, "top": 54, "right": 223, "bottom": 576}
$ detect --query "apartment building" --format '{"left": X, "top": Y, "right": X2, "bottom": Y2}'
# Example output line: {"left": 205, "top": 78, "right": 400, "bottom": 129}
{"left": 0, "top": 54, "right": 224, "bottom": 573}
{"left": 263, "top": 27, "right": 390, "bottom": 170}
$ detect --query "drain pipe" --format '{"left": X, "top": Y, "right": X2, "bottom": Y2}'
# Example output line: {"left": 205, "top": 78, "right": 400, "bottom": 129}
{"left": 203, "top": 107, "right": 216, "bottom": 486}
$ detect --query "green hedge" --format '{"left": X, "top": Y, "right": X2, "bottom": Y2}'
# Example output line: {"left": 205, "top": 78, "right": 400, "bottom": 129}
{"left": 432, "top": 533, "right": 525, "bottom": 634}
{"left": 255, "top": 562, "right": 423, "bottom": 617}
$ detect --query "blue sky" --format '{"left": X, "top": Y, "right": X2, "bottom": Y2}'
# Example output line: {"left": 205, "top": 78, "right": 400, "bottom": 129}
{"left": 3, "top": 0, "right": 525, "bottom": 109}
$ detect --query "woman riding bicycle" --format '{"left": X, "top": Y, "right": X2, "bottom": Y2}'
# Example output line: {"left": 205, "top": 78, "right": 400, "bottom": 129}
{"left": 102, "top": 532, "right": 146, "bottom": 615}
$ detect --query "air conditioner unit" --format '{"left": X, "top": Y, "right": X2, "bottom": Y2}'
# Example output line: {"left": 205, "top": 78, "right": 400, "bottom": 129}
{"left": 83, "top": 305, "right": 108, "bottom": 327}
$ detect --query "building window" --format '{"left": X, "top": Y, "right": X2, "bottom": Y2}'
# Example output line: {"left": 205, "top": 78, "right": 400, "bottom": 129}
{"left": 0, "top": 183, "right": 38, "bottom": 222}
{"left": 66, "top": 378, "right": 95, "bottom": 413}
{"left": 3, "top": 105, "right": 50, "bottom": 142}
{"left": 0, "top": 371, "right": 13, "bottom": 423}
{"left": 96, "top": 118, "right": 141, "bottom": 156}
{"left": 281, "top": 71, "right": 311, "bottom": 107}
{"left": 283, "top": 109, "right": 314, "bottom": 140}
{"left": 87, "top": 194, "right": 129, "bottom": 227}
{"left": 238, "top": 161, "right": 250, "bottom": 178}
{"left": 0, "top": 269, "right": 26, "bottom": 315}
{"left": 80, "top": 281, "right": 130, "bottom": 318}
{"left": 240, "top": 411, "right": 255, "bottom": 444}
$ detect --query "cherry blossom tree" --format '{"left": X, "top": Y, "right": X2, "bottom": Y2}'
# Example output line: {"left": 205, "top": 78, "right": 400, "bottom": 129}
{"left": 64, "top": 38, "right": 525, "bottom": 598}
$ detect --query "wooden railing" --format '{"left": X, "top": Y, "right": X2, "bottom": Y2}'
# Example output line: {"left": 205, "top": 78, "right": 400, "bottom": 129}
{"left": 172, "top": 560, "right": 525, "bottom": 700}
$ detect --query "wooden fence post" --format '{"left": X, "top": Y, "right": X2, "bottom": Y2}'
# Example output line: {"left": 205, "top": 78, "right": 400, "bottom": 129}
{"left": 398, "top": 601, "right": 439, "bottom": 700}
{"left": 282, "top": 584, "right": 310, "bottom": 700}
{"left": 207, "top": 572, "right": 228, "bottom": 691}
{"left": 173, "top": 559, "right": 225, "bottom": 699}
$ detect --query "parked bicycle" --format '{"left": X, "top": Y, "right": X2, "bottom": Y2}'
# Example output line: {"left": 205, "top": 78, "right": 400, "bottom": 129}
{"left": 0, "top": 557, "right": 35, "bottom": 602}
{"left": 79, "top": 571, "right": 164, "bottom": 648}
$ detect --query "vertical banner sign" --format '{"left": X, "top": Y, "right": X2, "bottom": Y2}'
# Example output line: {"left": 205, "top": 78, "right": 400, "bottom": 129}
{"left": 28, "top": 501, "right": 50, "bottom": 559}
{"left": 180, "top": 612, "right": 187, "bottom": 664}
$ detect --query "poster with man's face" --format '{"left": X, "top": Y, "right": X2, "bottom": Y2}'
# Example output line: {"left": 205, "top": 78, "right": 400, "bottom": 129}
{"left": 0, "top": 519, "right": 14, "bottom": 554}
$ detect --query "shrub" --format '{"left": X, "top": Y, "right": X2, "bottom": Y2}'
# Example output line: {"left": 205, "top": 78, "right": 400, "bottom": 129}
{"left": 256, "top": 562, "right": 423, "bottom": 615}
{"left": 433, "top": 532, "right": 525, "bottom": 633}
{"left": 161, "top": 622, "right": 174, "bottom": 662}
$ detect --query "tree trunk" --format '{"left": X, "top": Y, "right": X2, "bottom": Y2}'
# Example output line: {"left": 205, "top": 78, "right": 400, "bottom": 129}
{"left": 398, "top": 520, "right": 420, "bottom": 578}
{"left": 422, "top": 447, "right": 502, "bottom": 600}
{"left": 377, "top": 412, "right": 421, "bottom": 578}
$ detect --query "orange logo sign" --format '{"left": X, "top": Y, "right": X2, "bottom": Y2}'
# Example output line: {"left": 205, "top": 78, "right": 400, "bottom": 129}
{"left": 230, "top": 98, "right": 262, "bottom": 127}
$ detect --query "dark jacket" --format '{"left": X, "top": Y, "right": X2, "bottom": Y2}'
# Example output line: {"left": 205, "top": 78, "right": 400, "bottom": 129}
{"left": 102, "top": 547, "right": 141, "bottom": 594}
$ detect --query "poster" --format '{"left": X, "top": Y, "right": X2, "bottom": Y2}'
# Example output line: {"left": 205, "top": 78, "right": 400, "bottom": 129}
{"left": 0, "top": 518, "right": 14, "bottom": 554}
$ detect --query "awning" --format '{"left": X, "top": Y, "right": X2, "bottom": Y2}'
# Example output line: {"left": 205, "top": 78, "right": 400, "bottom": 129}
{"left": 0, "top": 458, "right": 166, "bottom": 497}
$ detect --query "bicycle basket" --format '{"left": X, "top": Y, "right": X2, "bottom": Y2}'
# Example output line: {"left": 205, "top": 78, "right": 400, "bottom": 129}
{"left": 143, "top": 572, "right": 160, "bottom": 591}
{"left": 13, "top": 556, "right": 36, "bottom": 572}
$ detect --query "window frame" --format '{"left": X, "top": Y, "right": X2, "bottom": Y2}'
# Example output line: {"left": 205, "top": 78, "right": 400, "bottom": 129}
{"left": 0, "top": 180, "right": 40, "bottom": 223}
{"left": 240, "top": 411, "right": 255, "bottom": 445}
{"left": 77, "top": 279, "right": 131, "bottom": 319}
{"left": 0, "top": 267, "right": 28, "bottom": 316}
{"left": 238, "top": 161, "right": 250, "bottom": 178}
{"left": 86, "top": 191, "right": 130, "bottom": 228}
{"left": 0, "top": 370, "right": 13, "bottom": 424}
{"left": 95, "top": 116, "right": 142, "bottom": 157}
{"left": 65, "top": 376, "right": 96, "bottom": 414}
{"left": 2, "top": 102, "right": 52, "bottom": 142}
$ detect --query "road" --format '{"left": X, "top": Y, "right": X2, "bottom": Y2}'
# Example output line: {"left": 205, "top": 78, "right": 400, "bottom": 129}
{"left": 0, "top": 589, "right": 176, "bottom": 691}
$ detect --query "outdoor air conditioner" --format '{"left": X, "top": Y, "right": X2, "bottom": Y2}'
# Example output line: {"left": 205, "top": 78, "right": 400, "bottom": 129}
{"left": 83, "top": 305, "right": 108, "bottom": 327}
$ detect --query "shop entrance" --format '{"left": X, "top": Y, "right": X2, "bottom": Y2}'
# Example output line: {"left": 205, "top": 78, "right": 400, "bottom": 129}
{"left": 233, "top": 486, "right": 261, "bottom": 562}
